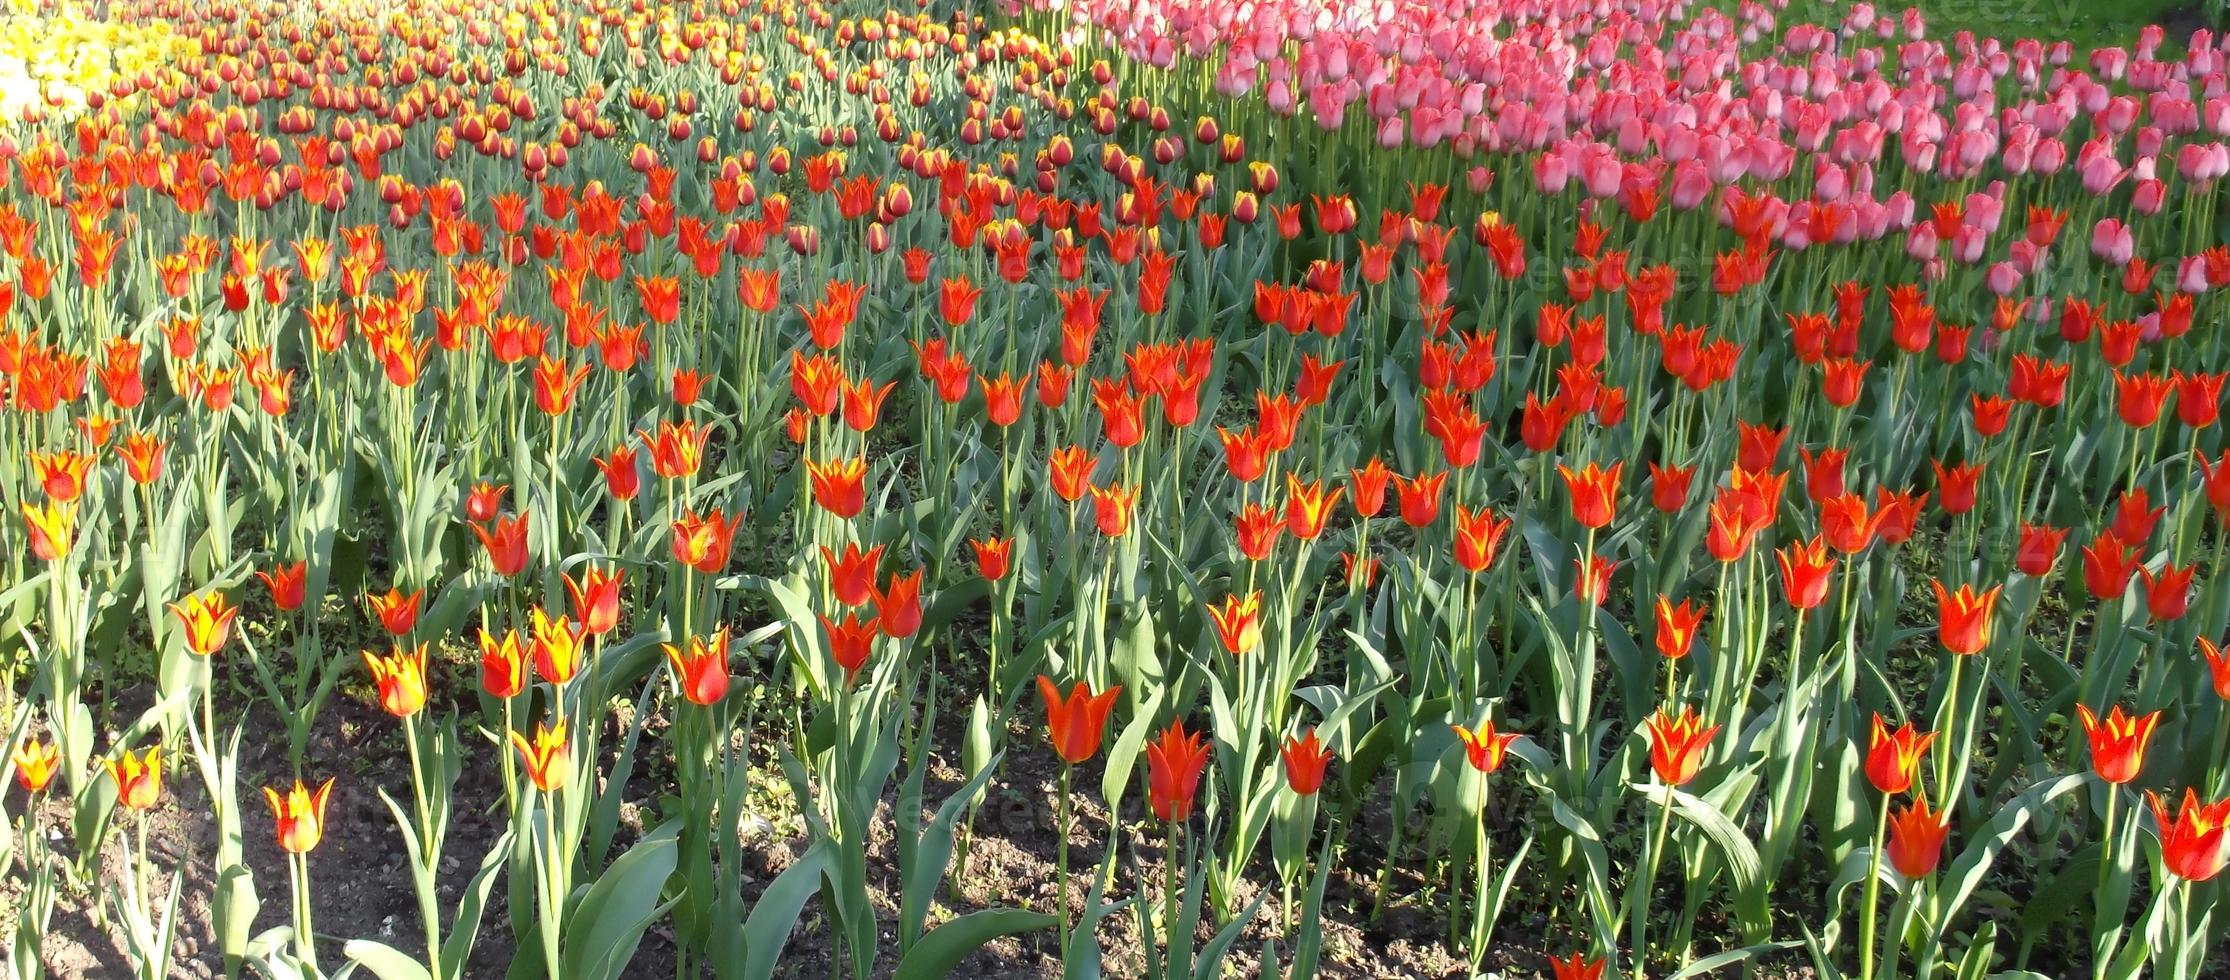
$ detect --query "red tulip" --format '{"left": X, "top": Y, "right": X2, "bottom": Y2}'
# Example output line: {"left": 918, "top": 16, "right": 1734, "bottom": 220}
{"left": 1038, "top": 676, "right": 1120, "bottom": 765}
{"left": 2077, "top": 704, "right": 2162, "bottom": 784}
{"left": 1886, "top": 796, "right": 1949, "bottom": 878}
{"left": 1930, "top": 580, "right": 2002, "bottom": 654}
{"left": 1864, "top": 714, "right": 1937, "bottom": 795}
{"left": 1144, "top": 720, "right": 1211, "bottom": 822}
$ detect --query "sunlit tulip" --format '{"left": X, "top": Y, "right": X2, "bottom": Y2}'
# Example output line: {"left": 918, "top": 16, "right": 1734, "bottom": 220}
{"left": 363, "top": 644, "right": 430, "bottom": 717}
{"left": 1864, "top": 714, "right": 1937, "bottom": 795}
{"left": 1644, "top": 705, "right": 1719, "bottom": 786}
{"left": 2077, "top": 704, "right": 2161, "bottom": 784}
{"left": 662, "top": 632, "right": 731, "bottom": 706}
{"left": 1886, "top": 795, "right": 1949, "bottom": 878}
{"left": 263, "top": 778, "right": 336, "bottom": 854}
{"left": 106, "top": 746, "right": 163, "bottom": 810}
{"left": 1144, "top": 720, "right": 1211, "bottom": 822}
{"left": 1038, "top": 676, "right": 1120, "bottom": 765}
{"left": 511, "top": 721, "right": 570, "bottom": 793}
{"left": 169, "top": 592, "right": 240, "bottom": 656}
{"left": 1281, "top": 729, "right": 1333, "bottom": 795}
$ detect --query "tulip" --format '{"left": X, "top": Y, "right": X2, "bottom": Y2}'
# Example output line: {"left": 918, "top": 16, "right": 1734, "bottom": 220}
{"left": 1451, "top": 720, "right": 1520, "bottom": 774}
{"left": 13, "top": 737, "right": 58, "bottom": 793}
{"left": 1281, "top": 729, "right": 1333, "bottom": 795}
{"left": 1930, "top": 580, "right": 2002, "bottom": 654}
{"left": 1284, "top": 476, "right": 1344, "bottom": 540}
{"left": 1038, "top": 676, "right": 1120, "bottom": 766}
{"left": 1144, "top": 720, "right": 1211, "bottom": 822}
{"left": 1644, "top": 705, "right": 1719, "bottom": 786}
{"left": 2081, "top": 533, "right": 2137, "bottom": 599}
{"left": 1089, "top": 483, "right": 1137, "bottom": 537}
{"left": 662, "top": 632, "right": 731, "bottom": 706}
{"left": 263, "top": 777, "right": 336, "bottom": 854}
{"left": 511, "top": 721, "right": 570, "bottom": 793}
{"left": 2077, "top": 704, "right": 2161, "bottom": 784}
{"left": 2140, "top": 563, "right": 2197, "bottom": 620}
{"left": 822, "top": 613, "right": 879, "bottom": 684}
{"left": 563, "top": 566, "right": 625, "bottom": 635}
{"left": 805, "top": 456, "right": 868, "bottom": 518}
{"left": 106, "top": 746, "right": 163, "bottom": 810}
{"left": 820, "top": 542, "right": 885, "bottom": 607}
{"left": 367, "top": 587, "right": 424, "bottom": 636}
{"left": 2148, "top": 789, "right": 2230, "bottom": 881}
{"left": 1864, "top": 714, "right": 1937, "bottom": 795}
{"left": 531, "top": 607, "right": 586, "bottom": 685}
{"left": 1885, "top": 795, "right": 1950, "bottom": 878}
{"left": 1393, "top": 470, "right": 1447, "bottom": 527}
{"left": 479, "top": 628, "right": 529, "bottom": 698}
{"left": 1557, "top": 461, "right": 1622, "bottom": 528}
{"left": 1205, "top": 591, "right": 1262, "bottom": 655}
{"left": 2200, "top": 638, "right": 2230, "bottom": 700}
{"left": 873, "top": 570, "right": 925, "bottom": 639}
{"left": 1573, "top": 554, "right": 1618, "bottom": 607}
{"left": 970, "top": 537, "right": 1013, "bottom": 580}
{"left": 257, "top": 561, "right": 309, "bottom": 612}
{"left": 1548, "top": 953, "right": 1607, "bottom": 980}
{"left": 1775, "top": 536, "right": 1836, "bottom": 610}
{"left": 1653, "top": 596, "right": 1707, "bottom": 660}
{"left": 169, "top": 592, "right": 240, "bottom": 656}
{"left": 472, "top": 512, "right": 531, "bottom": 577}
{"left": 363, "top": 644, "right": 430, "bottom": 717}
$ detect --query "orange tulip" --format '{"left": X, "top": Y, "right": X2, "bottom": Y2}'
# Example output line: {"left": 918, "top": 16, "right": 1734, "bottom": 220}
{"left": 873, "top": 569, "right": 925, "bottom": 639}
{"left": 564, "top": 566, "right": 625, "bottom": 635}
{"left": 511, "top": 721, "right": 570, "bottom": 793}
{"left": 640, "top": 419, "right": 712, "bottom": 479}
{"left": 1144, "top": 719, "right": 1212, "bottom": 822}
{"left": 1886, "top": 795, "right": 1950, "bottom": 878}
{"left": 970, "top": 537, "right": 1014, "bottom": 580}
{"left": 820, "top": 542, "right": 886, "bottom": 607}
{"left": 472, "top": 512, "right": 532, "bottom": 577}
{"left": 822, "top": 613, "right": 879, "bottom": 684}
{"left": 1547, "top": 953, "right": 1606, "bottom": 980}
{"left": 21, "top": 500, "right": 75, "bottom": 561}
{"left": 367, "top": 587, "right": 424, "bottom": 636}
{"left": 1929, "top": 580, "right": 2002, "bottom": 655}
{"left": 1038, "top": 675, "right": 1120, "bottom": 765}
{"left": 1453, "top": 504, "right": 1513, "bottom": 573}
{"left": 256, "top": 561, "right": 309, "bottom": 613}
{"left": 2077, "top": 704, "right": 2161, "bottom": 784}
{"left": 1283, "top": 475, "right": 1344, "bottom": 540}
{"left": 1205, "top": 592, "right": 1262, "bottom": 655}
{"left": 531, "top": 607, "right": 586, "bottom": 685}
{"left": 1774, "top": 535, "right": 1835, "bottom": 610}
{"left": 478, "top": 628, "right": 529, "bottom": 698}
{"left": 1556, "top": 460, "right": 1622, "bottom": 528}
{"left": 662, "top": 631, "right": 731, "bottom": 706}
{"left": 2148, "top": 788, "right": 2230, "bottom": 882}
{"left": 13, "top": 737, "right": 58, "bottom": 794}
{"left": 670, "top": 508, "right": 742, "bottom": 574}
{"left": 1644, "top": 705, "right": 1719, "bottom": 786}
{"left": 1653, "top": 596, "right": 1707, "bottom": 660}
{"left": 263, "top": 777, "right": 336, "bottom": 854}
{"left": 169, "top": 592, "right": 239, "bottom": 656}
{"left": 1280, "top": 729, "right": 1333, "bottom": 795}
{"left": 106, "top": 745, "right": 163, "bottom": 810}
{"left": 1451, "top": 720, "right": 1520, "bottom": 774}
{"left": 363, "top": 644, "right": 430, "bottom": 717}
{"left": 1863, "top": 714, "right": 1937, "bottom": 795}
{"left": 1089, "top": 483, "right": 1137, "bottom": 537}
{"left": 807, "top": 456, "right": 868, "bottom": 518}
{"left": 2199, "top": 638, "right": 2230, "bottom": 701}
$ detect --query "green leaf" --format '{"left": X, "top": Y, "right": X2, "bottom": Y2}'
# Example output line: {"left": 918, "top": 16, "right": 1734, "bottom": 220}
{"left": 890, "top": 908, "right": 1059, "bottom": 980}
{"left": 341, "top": 940, "right": 433, "bottom": 980}
{"left": 900, "top": 751, "right": 1004, "bottom": 946}
{"left": 559, "top": 828, "right": 680, "bottom": 980}
{"left": 736, "top": 843, "right": 830, "bottom": 980}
